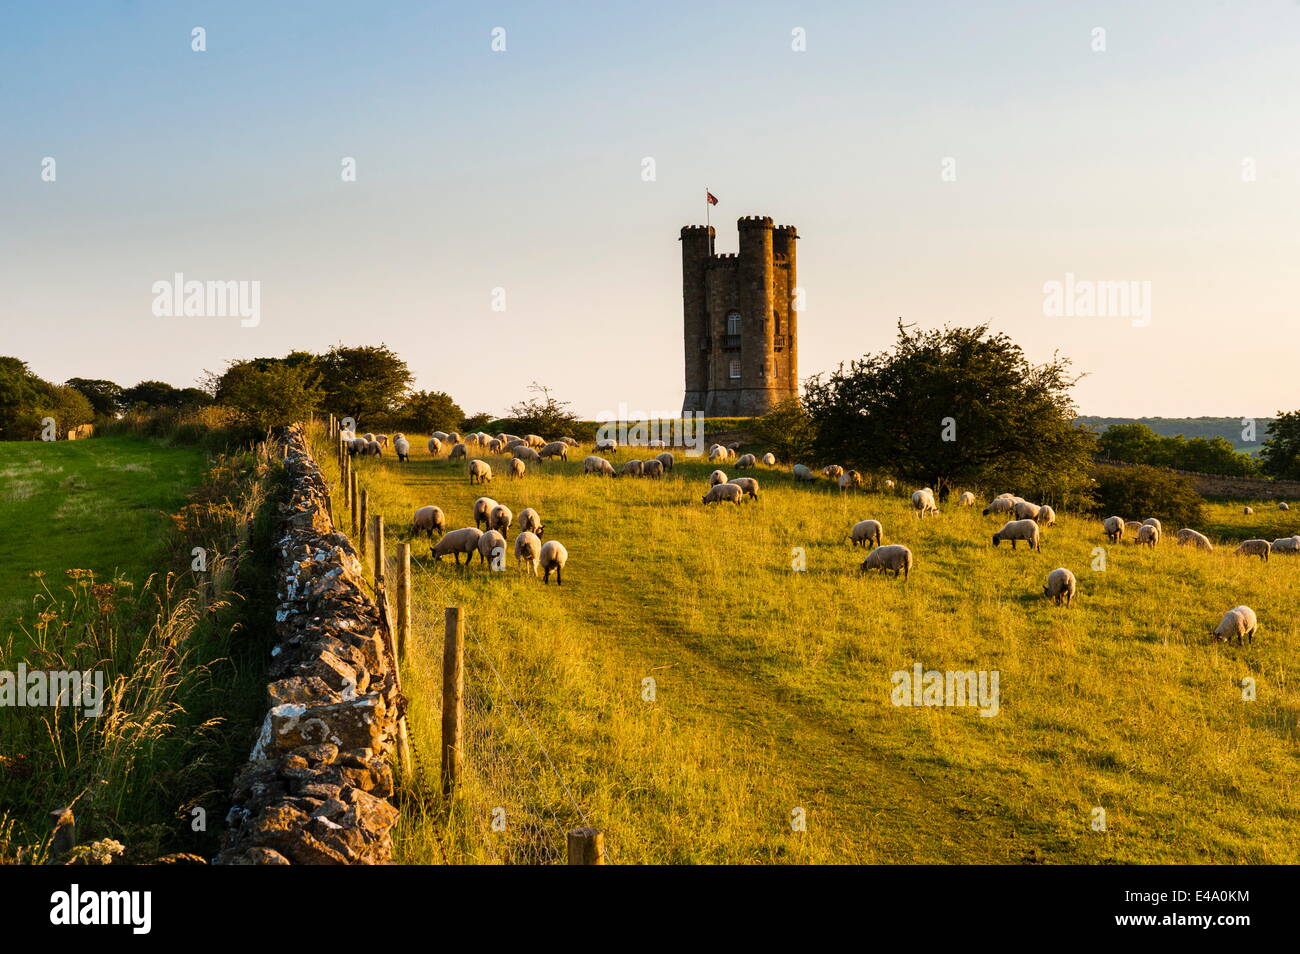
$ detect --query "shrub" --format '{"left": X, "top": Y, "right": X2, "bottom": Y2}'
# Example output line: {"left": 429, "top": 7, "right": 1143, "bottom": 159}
{"left": 1089, "top": 463, "right": 1204, "bottom": 527}
{"left": 751, "top": 398, "right": 816, "bottom": 463}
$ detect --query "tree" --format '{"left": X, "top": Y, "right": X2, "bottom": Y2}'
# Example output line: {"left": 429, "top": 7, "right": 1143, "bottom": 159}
{"left": 751, "top": 397, "right": 816, "bottom": 463}
{"left": 1089, "top": 463, "right": 1204, "bottom": 527}
{"left": 1098, "top": 421, "right": 1257, "bottom": 476}
{"left": 502, "top": 383, "right": 580, "bottom": 437}
{"left": 220, "top": 362, "right": 321, "bottom": 430}
{"left": 1260, "top": 410, "right": 1300, "bottom": 480}
{"left": 0, "top": 359, "right": 94, "bottom": 439}
{"left": 803, "top": 322, "right": 1096, "bottom": 504}
{"left": 66, "top": 378, "right": 124, "bottom": 417}
{"left": 316, "top": 344, "right": 413, "bottom": 424}
{"left": 393, "top": 390, "right": 465, "bottom": 434}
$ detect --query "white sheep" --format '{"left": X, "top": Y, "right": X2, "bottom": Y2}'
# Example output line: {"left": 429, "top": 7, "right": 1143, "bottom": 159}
{"left": 726, "top": 446, "right": 737, "bottom": 460}
{"left": 1012, "top": 500, "right": 1041, "bottom": 521}
{"left": 539, "top": 441, "right": 568, "bottom": 461}
{"left": 762, "top": 452, "right": 777, "bottom": 466}
{"left": 1271, "top": 535, "right": 1300, "bottom": 555}
{"left": 656, "top": 452, "right": 674, "bottom": 472}
{"left": 375, "top": 434, "right": 390, "bottom": 448}
{"left": 859, "top": 544, "right": 913, "bottom": 579}
{"left": 489, "top": 504, "right": 513, "bottom": 536}
{"left": 514, "top": 531, "right": 541, "bottom": 576}
{"left": 849, "top": 519, "right": 883, "bottom": 548}
{"left": 839, "top": 470, "right": 863, "bottom": 492}
{"left": 702, "top": 483, "right": 744, "bottom": 505}
{"left": 446, "top": 432, "right": 461, "bottom": 445}
{"left": 1036, "top": 505, "right": 1056, "bottom": 528}
{"left": 411, "top": 505, "right": 445, "bottom": 538}
{"left": 430, "top": 431, "right": 449, "bottom": 444}
{"left": 1243, "top": 506, "right": 1254, "bottom": 515}
{"left": 1175, "top": 528, "right": 1213, "bottom": 551}
{"left": 642, "top": 458, "right": 664, "bottom": 478}
{"left": 347, "top": 437, "right": 369, "bottom": 456}
{"left": 736, "top": 453, "right": 757, "bottom": 469}
{"left": 518, "top": 507, "right": 545, "bottom": 538}
{"left": 911, "top": 488, "right": 939, "bottom": 518}
{"left": 1136, "top": 524, "right": 1160, "bottom": 548}
{"left": 561, "top": 437, "right": 578, "bottom": 447}
{"left": 364, "top": 439, "right": 383, "bottom": 456}
{"left": 709, "top": 469, "right": 728, "bottom": 486}
{"left": 992, "top": 519, "right": 1041, "bottom": 551}
{"left": 823, "top": 465, "right": 844, "bottom": 480}
{"left": 1280, "top": 502, "right": 1291, "bottom": 512}
{"left": 583, "top": 455, "right": 616, "bottom": 477}
{"left": 648, "top": 439, "right": 666, "bottom": 449}
{"left": 1043, "top": 567, "right": 1077, "bottom": 607}
{"left": 472, "top": 496, "right": 499, "bottom": 530}
{"left": 883, "top": 479, "right": 895, "bottom": 490}
{"left": 1124, "top": 519, "right": 1144, "bottom": 536}
{"left": 426, "top": 437, "right": 443, "bottom": 456}
{"left": 792, "top": 464, "right": 816, "bottom": 482}
{"left": 509, "top": 458, "right": 525, "bottom": 479}
{"left": 449, "top": 442, "right": 468, "bottom": 461}
{"left": 1142, "top": 517, "right": 1162, "bottom": 533}
{"left": 392, "top": 436, "right": 410, "bottom": 462}
{"left": 486, "top": 437, "right": 505, "bottom": 455}
{"left": 1234, "top": 539, "right": 1271, "bottom": 561}
{"left": 708, "top": 444, "right": 728, "bottom": 461}
{"left": 1212, "top": 605, "right": 1258, "bottom": 645}
{"left": 525, "top": 434, "right": 546, "bottom": 448}
{"left": 621, "top": 459, "right": 645, "bottom": 477}
{"left": 432, "top": 527, "right": 482, "bottom": 565}
{"left": 727, "top": 476, "right": 759, "bottom": 500}
{"left": 539, "top": 539, "right": 568, "bottom": 585}
{"left": 982, "top": 497, "right": 1016, "bottom": 517}
{"left": 468, "top": 459, "right": 493, "bottom": 485}
{"left": 1102, "top": 516, "right": 1125, "bottom": 543}
{"left": 513, "top": 445, "right": 542, "bottom": 463}
{"left": 595, "top": 438, "right": 618, "bottom": 455}
{"left": 477, "top": 529, "right": 507, "bottom": 568}
{"left": 958, "top": 491, "right": 976, "bottom": 507}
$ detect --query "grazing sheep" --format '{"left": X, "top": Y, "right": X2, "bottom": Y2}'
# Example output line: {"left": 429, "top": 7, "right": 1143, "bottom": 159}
{"left": 595, "top": 438, "right": 618, "bottom": 455}
{"left": 426, "top": 437, "right": 443, "bottom": 456}
{"left": 489, "top": 504, "right": 513, "bottom": 536}
{"left": 1043, "top": 567, "right": 1077, "bottom": 607}
{"left": 347, "top": 438, "right": 369, "bottom": 456}
{"left": 524, "top": 434, "right": 546, "bottom": 448}
{"left": 393, "top": 437, "right": 411, "bottom": 462}
{"left": 850, "top": 519, "right": 883, "bottom": 548}
{"left": 1212, "top": 605, "right": 1258, "bottom": 645}
{"left": 708, "top": 444, "right": 728, "bottom": 461}
{"left": 477, "top": 530, "right": 507, "bottom": 568}
{"left": 655, "top": 452, "right": 674, "bottom": 472}
{"left": 709, "top": 469, "right": 728, "bottom": 486}
{"left": 726, "top": 447, "right": 737, "bottom": 460}
{"left": 883, "top": 479, "right": 895, "bottom": 490}
{"left": 514, "top": 531, "right": 541, "bottom": 575}
{"left": 363, "top": 433, "right": 375, "bottom": 442}
{"left": 823, "top": 465, "right": 844, "bottom": 480}
{"left": 792, "top": 464, "right": 816, "bottom": 482}
{"left": 446, "top": 432, "right": 461, "bottom": 445}
{"left": 364, "top": 439, "right": 383, "bottom": 456}
{"left": 468, "top": 459, "right": 493, "bottom": 485}
{"left": 1243, "top": 506, "right": 1254, "bottom": 515}
{"left": 1012, "top": 500, "right": 1041, "bottom": 521}
{"left": 430, "top": 431, "right": 449, "bottom": 444}
{"left": 1142, "top": 517, "right": 1162, "bottom": 533}
{"left": 1234, "top": 539, "right": 1271, "bottom": 561}
{"left": 432, "top": 527, "right": 483, "bottom": 565}
{"left": 958, "top": 491, "right": 976, "bottom": 507}
{"left": 1279, "top": 502, "right": 1291, "bottom": 512}
{"left": 642, "top": 458, "right": 664, "bottom": 479}
{"left": 583, "top": 455, "right": 617, "bottom": 477}
{"left": 761, "top": 453, "right": 776, "bottom": 466}
{"left": 486, "top": 437, "right": 505, "bottom": 455}
{"left": 859, "top": 544, "right": 913, "bottom": 579}
{"left": 839, "top": 470, "right": 863, "bottom": 492}
{"left": 1175, "top": 528, "right": 1213, "bottom": 551}
{"left": 411, "top": 505, "right": 446, "bottom": 538}
{"left": 539, "top": 441, "right": 569, "bottom": 461}
{"left": 1124, "top": 520, "right": 1144, "bottom": 535}
{"left": 736, "top": 453, "right": 757, "bottom": 469}
{"left": 472, "top": 497, "right": 499, "bottom": 529}
{"left": 509, "top": 458, "right": 525, "bottom": 479}
{"left": 1102, "top": 516, "right": 1125, "bottom": 543}
{"left": 727, "top": 476, "right": 759, "bottom": 500}
{"left": 702, "top": 483, "right": 744, "bottom": 506}
{"left": 561, "top": 437, "right": 578, "bottom": 447}
{"left": 982, "top": 497, "right": 1016, "bottom": 517}
{"left": 513, "top": 445, "right": 542, "bottom": 463}
{"left": 1271, "top": 535, "right": 1300, "bottom": 555}
{"left": 1036, "top": 505, "right": 1056, "bottom": 528}
{"left": 449, "top": 442, "right": 468, "bottom": 461}
{"left": 647, "top": 439, "right": 666, "bottom": 449}
{"left": 911, "top": 488, "right": 939, "bottom": 518}
{"left": 539, "top": 539, "right": 568, "bottom": 584}
{"left": 518, "top": 507, "right": 544, "bottom": 538}
{"left": 992, "top": 519, "right": 1041, "bottom": 551}
{"left": 621, "top": 459, "right": 645, "bottom": 477}
{"left": 1136, "top": 524, "right": 1160, "bottom": 548}
{"left": 375, "top": 434, "right": 390, "bottom": 448}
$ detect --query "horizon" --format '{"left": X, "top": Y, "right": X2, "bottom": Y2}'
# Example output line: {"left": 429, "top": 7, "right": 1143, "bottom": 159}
{"left": 4, "top": 0, "right": 1298, "bottom": 419}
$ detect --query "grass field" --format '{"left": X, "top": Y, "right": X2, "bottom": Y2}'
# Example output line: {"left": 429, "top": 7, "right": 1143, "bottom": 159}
{"left": 313, "top": 429, "right": 1300, "bottom": 865}
{"left": 0, "top": 437, "right": 206, "bottom": 637}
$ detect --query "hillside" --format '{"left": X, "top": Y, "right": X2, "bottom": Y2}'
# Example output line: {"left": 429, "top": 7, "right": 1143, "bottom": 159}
{"left": 1076, "top": 417, "right": 1275, "bottom": 454}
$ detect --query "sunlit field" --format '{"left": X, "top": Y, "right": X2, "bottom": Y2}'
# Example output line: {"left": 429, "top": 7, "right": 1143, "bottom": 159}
{"left": 313, "top": 427, "right": 1299, "bottom": 865}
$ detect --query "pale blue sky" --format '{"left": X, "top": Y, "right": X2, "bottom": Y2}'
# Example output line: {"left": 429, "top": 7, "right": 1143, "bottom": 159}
{"left": 3, "top": 1, "right": 1298, "bottom": 418}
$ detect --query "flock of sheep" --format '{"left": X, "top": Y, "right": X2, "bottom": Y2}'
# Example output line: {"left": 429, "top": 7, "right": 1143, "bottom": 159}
{"left": 341, "top": 428, "right": 1293, "bottom": 641}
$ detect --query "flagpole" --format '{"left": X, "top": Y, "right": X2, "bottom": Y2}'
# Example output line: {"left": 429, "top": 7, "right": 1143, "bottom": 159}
{"left": 705, "top": 186, "right": 710, "bottom": 235}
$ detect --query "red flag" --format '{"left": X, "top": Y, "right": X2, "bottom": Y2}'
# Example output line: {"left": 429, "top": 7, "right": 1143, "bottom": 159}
{"left": 706, "top": 191, "right": 718, "bottom": 206}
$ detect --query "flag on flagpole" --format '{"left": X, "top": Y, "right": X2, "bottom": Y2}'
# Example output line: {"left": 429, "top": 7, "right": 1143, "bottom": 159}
{"left": 706, "top": 191, "right": 719, "bottom": 206}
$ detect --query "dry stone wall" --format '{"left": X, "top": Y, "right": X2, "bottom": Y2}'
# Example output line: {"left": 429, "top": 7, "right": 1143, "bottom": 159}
{"left": 217, "top": 424, "right": 401, "bottom": 865}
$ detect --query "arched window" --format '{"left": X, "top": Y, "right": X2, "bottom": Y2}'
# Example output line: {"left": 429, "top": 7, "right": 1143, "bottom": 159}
{"left": 726, "top": 311, "right": 741, "bottom": 336}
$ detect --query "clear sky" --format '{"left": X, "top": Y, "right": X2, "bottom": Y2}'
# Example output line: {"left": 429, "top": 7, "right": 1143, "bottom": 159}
{"left": 4, "top": 1, "right": 1298, "bottom": 419}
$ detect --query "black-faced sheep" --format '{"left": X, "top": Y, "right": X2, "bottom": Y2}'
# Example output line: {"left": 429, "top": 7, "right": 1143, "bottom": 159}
{"left": 727, "top": 476, "right": 759, "bottom": 500}
{"left": 473, "top": 496, "right": 499, "bottom": 530}
{"left": 509, "top": 458, "right": 525, "bottom": 479}
{"left": 1043, "top": 567, "right": 1076, "bottom": 606}
{"left": 489, "top": 504, "right": 513, "bottom": 537}
{"left": 518, "top": 507, "right": 544, "bottom": 538}
{"left": 1212, "top": 605, "right": 1257, "bottom": 645}
{"left": 432, "top": 527, "right": 482, "bottom": 565}
{"left": 477, "top": 529, "right": 507, "bottom": 569}
{"left": 992, "top": 519, "right": 1041, "bottom": 551}
{"left": 1176, "top": 528, "right": 1213, "bottom": 551}
{"left": 709, "top": 469, "right": 728, "bottom": 486}
{"left": 1234, "top": 539, "right": 1271, "bottom": 561}
{"left": 514, "top": 531, "right": 541, "bottom": 575}
{"left": 412, "top": 505, "right": 445, "bottom": 538}
{"left": 702, "top": 483, "right": 744, "bottom": 505}
{"left": 468, "top": 459, "right": 493, "bottom": 485}
{"left": 539, "top": 539, "right": 568, "bottom": 584}
{"left": 912, "top": 488, "right": 939, "bottom": 518}
{"left": 1102, "top": 516, "right": 1125, "bottom": 543}
{"left": 859, "top": 544, "right": 912, "bottom": 579}
{"left": 850, "top": 519, "right": 883, "bottom": 548}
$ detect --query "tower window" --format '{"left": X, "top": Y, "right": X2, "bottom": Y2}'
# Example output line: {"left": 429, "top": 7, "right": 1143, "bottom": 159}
{"left": 726, "top": 311, "right": 741, "bottom": 336}
{"left": 729, "top": 359, "right": 742, "bottom": 379}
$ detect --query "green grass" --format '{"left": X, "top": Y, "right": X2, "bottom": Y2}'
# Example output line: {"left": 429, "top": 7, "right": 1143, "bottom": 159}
{"left": 315, "top": 430, "right": 1300, "bottom": 865}
{"left": 0, "top": 437, "right": 205, "bottom": 634}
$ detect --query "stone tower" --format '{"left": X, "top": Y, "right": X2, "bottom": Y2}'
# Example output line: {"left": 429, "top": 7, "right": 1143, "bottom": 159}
{"left": 680, "top": 215, "right": 798, "bottom": 416}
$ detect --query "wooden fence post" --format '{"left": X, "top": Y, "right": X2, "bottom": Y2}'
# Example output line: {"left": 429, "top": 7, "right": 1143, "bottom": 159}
{"left": 441, "top": 606, "right": 464, "bottom": 797}
{"left": 359, "top": 490, "right": 369, "bottom": 560}
{"left": 567, "top": 827, "right": 606, "bottom": 865}
{"left": 49, "top": 807, "right": 76, "bottom": 862}
{"left": 397, "top": 543, "right": 411, "bottom": 663}
{"left": 372, "top": 513, "right": 385, "bottom": 586}
{"left": 350, "top": 469, "right": 359, "bottom": 537}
